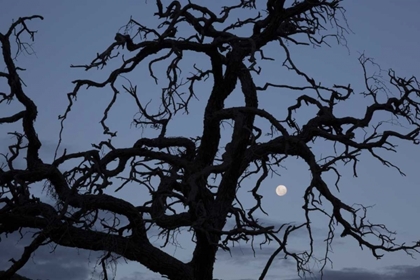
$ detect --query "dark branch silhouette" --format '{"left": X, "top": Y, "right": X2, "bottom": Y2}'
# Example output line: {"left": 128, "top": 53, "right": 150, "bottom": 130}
{"left": 1, "top": 1, "right": 420, "bottom": 280}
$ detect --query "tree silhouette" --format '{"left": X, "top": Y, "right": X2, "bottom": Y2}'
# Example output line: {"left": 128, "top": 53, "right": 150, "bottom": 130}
{"left": 1, "top": 1, "right": 420, "bottom": 280}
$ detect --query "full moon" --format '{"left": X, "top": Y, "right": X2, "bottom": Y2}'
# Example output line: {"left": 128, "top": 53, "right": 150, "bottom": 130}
{"left": 275, "top": 185, "right": 287, "bottom": 196}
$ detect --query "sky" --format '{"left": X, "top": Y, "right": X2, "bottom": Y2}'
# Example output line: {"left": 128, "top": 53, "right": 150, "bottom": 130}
{"left": 0, "top": 0, "right": 420, "bottom": 279}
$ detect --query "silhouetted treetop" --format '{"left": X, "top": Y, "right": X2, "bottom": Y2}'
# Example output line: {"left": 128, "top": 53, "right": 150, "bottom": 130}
{"left": 1, "top": 1, "right": 419, "bottom": 280}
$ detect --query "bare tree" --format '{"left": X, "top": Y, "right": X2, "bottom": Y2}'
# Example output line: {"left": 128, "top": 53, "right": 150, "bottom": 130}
{"left": 1, "top": 1, "right": 420, "bottom": 280}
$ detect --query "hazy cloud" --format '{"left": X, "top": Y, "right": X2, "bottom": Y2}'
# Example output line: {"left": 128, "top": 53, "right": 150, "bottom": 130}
{"left": 120, "top": 271, "right": 162, "bottom": 280}
{"left": 217, "top": 245, "right": 295, "bottom": 269}
{"left": 286, "top": 265, "right": 420, "bottom": 280}
{"left": 122, "top": 265, "right": 420, "bottom": 280}
{"left": 0, "top": 231, "right": 102, "bottom": 280}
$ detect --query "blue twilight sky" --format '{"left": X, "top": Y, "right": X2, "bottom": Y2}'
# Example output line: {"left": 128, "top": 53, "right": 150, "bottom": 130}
{"left": 0, "top": 1, "right": 420, "bottom": 280}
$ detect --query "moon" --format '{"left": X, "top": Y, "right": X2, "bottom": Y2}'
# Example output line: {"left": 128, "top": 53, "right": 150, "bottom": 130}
{"left": 275, "top": 185, "right": 287, "bottom": 196}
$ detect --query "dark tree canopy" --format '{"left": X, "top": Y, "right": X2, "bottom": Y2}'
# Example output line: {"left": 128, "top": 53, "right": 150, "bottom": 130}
{"left": 1, "top": 1, "right": 420, "bottom": 279}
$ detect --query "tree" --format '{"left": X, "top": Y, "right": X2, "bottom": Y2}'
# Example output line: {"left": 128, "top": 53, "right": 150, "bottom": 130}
{"left": 0, "top": 1, "right": 419, "bottom": 279}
